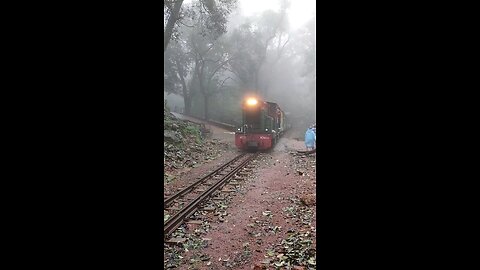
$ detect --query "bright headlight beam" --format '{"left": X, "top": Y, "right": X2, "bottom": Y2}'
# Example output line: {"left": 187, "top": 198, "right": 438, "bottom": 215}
{"left": 246, "top": 98, "right": 258, "bottom": 106}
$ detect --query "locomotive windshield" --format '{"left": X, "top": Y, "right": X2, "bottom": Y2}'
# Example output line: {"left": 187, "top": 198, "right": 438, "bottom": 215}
{"left": 244, "top": 108, "right": 261, "bottom": 130}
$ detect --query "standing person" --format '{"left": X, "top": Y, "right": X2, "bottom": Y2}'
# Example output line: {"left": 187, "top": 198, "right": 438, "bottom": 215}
{"left": 305, "top": 126, "right": 315, "bottom": 151}
{"left": 312, "top": 123, "right": 316, "bottom": 146}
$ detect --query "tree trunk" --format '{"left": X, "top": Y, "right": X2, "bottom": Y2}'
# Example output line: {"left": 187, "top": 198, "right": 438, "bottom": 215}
{"left": 175, "top": 59, "right": 192, "bottom": 115}
{"left": 184, "top": 96, "right": 192, "bottom": 115}
{"left": 164, "top": 0, "right": 184, "bottom": 52}
{"left": 203, "top": 95, "right": 209, "bottom": 120}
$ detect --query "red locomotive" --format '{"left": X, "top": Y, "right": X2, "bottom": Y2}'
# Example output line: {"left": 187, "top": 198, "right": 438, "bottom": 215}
{"left": 235, "top": 97, "right": 289, "bottom": 151}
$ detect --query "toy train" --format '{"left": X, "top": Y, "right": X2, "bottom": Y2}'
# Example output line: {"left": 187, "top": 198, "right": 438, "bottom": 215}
{"left": 235, "top": 97, "right": 290, "bottom": 151}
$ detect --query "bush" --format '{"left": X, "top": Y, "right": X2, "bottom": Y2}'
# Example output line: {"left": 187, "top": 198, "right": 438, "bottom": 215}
{"left": 183, "top": 125, "right": 202, "bottom": 143}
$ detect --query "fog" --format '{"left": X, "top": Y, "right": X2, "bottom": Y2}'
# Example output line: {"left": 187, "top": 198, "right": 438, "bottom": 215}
{"left": 164, "top": 0, "right": 316, "bottom": 135}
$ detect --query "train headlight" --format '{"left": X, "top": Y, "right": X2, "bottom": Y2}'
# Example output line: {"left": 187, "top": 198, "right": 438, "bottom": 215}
{"left": 246, "top": 98, "right": 258, "bottom": 106}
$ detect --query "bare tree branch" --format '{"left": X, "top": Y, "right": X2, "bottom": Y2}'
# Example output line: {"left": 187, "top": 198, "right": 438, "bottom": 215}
{"left": 218, "top": 76, "right": 233, "bottom": 88}
{"left": 178, "top": 20, "right": 195, "bottom": 28}
{"left": 202, "top": 43, "right": 215, "bottom": 56}
{"left": 224, "top": 66, "right": 245, "bottom": 84}
{"left": 209, "top": 77, "right": 233, "bottom": 96}
{"left": 207, "top": 57, "right": 234, "bottom": 83}
{"left": 275, "top": 35, "right": 290, "bottom": 62}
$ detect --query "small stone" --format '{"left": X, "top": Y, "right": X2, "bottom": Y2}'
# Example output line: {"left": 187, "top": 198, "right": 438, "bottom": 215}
{"left": 300, "top": 194, "right": 316, "bottom": 206}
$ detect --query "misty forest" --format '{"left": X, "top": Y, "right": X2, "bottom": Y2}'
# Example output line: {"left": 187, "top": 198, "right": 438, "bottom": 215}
{"left": 164, "top": 0, "right": 316, "bottom": 132}
{"left": 164, "top": 2, "right": 317, "bottom": 268}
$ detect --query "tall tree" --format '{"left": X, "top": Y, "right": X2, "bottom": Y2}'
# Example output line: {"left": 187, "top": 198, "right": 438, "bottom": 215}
{"left": 225, "top": 22, "right": 262, "bottom": 90}
{"left": 164, "top": 0, "right": 238, "bottom": 52}
{"left": 226, "top": 5, "right": 290, "bottom": 96}
{"left": 188, "top": 33, "right": 232, "bottom": 120}
{"left": 164, "top": 0, "right": 184, "bottom": 52}
{"left": 164, "top": 40, "right": 196, "bottom": 114}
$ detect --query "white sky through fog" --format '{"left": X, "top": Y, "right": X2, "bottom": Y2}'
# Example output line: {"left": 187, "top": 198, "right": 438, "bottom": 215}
{"left": 182, "top": 0, "right": 316, "bottom": 30}
{"left": 239, "top": 0, "right": 315, "bottom": 30}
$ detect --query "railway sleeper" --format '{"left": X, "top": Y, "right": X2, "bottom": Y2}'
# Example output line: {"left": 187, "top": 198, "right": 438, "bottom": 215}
{"left": 186, "top": 220, "right": 203, "bottom": 225}
{"left": 172, "top": 199, "right": 184, "bottom": 204}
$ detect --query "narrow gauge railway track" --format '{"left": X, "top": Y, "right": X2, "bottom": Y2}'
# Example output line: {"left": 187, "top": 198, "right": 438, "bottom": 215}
{"left": 164, "top": 152, "right": 258, "bottom": 239}
{"left": 164, "top": 153, "right": 247, "bottom": 207}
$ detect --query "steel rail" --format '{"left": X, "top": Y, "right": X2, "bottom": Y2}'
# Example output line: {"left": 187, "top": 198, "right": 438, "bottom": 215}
{"left": 164, "top": 153, "right": 258, "bottom": 239}
{"left": 164, "top": 153, "right": 247, "bottom": 207}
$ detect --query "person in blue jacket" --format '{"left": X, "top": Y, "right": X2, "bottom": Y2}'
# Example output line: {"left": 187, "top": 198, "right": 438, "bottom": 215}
{"left": 305, "top": 126, "right": 316, "bottom": 150}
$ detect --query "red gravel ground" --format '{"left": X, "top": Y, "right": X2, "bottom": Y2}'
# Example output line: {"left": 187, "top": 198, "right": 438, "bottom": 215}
{"left": 164, "top": 117, "right": 316, "bottom": 270}
{"left": 189, "top": 140, "right": 315, "bottom": 270}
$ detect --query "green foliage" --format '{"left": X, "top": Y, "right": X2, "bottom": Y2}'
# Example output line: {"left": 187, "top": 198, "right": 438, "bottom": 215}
{"left": 183, "top": 125, "right": 201, "bottom": 138}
